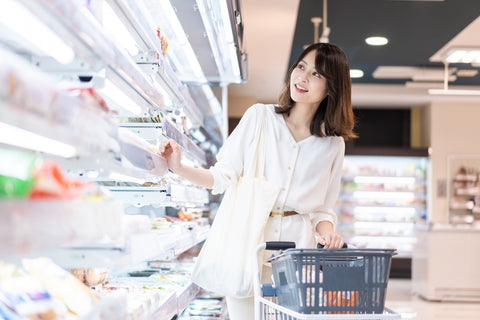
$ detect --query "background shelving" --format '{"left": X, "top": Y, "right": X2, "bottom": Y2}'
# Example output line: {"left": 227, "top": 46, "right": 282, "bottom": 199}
{"left": 447, "top": 155, "right": 480, "bottom": 224}
{"left": 335, "top": 155, "right": 428, "bottom": 257}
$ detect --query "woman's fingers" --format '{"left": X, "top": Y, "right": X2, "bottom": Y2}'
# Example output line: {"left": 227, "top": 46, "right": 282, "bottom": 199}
{"left": 318, "top": 233, "right": 344, "bottom": 249}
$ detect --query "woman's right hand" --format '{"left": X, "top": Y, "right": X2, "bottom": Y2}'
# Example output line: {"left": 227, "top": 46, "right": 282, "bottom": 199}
{"left": 158, "top": 139, "right": 182, "bottom": 173}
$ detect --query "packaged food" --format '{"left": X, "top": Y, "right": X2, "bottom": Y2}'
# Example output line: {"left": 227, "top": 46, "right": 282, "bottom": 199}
{"left": 0, "top": 148, "right": 36, "bottom": 198}
{"left": 22, "top": 258, "right": 98, "bottom": 316}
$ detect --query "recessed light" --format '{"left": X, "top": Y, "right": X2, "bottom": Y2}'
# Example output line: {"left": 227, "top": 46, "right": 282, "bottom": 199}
{"left": 365, "top": 36, "right": 388, "bottom": 46}
{"left": 350, "top": 69, "right": 364, "bottom": 78}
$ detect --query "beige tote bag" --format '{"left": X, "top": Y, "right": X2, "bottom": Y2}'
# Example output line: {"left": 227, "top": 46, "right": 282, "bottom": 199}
{"left": 191, "top": 107, "right": 280, "bottom": 298}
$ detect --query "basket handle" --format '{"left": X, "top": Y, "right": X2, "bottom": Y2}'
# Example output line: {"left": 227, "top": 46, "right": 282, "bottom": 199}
{"left": 317, "top": 243, "right": 348, "bottom": 249}
{"left": 265, "top": 241, "right": 296, "bottom": 251}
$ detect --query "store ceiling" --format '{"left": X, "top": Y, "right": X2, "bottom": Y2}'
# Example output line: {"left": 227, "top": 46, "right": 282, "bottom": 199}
{"left": 228, "top": 0, "right": 480, "bottom": 110}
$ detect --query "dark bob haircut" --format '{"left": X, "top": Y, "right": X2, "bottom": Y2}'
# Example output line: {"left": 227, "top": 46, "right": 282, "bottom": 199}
{"left": 276, "top": 43, "right": 357, "bottom": 141}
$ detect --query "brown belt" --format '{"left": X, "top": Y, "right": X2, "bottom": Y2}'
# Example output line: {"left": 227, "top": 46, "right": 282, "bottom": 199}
{"left": 269, "top": 211, "right": 299, "bottom": 217}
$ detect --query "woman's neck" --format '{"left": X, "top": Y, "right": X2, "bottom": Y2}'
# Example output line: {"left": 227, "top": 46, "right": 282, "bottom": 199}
{"left": 287, "top": 103, "right": 316, "bottom": 128}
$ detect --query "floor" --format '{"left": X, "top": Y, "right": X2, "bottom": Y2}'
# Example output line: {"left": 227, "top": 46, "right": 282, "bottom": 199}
{"left": 385, "top": 279, "right": 480, "bottom": 320}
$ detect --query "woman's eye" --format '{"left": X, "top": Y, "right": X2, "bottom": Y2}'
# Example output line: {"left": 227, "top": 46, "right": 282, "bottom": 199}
{"left": 313, "top": 72, "right": 321, "bottom": 78}
{"left": 297, "top": 64, "right": 304, "bottom": 70}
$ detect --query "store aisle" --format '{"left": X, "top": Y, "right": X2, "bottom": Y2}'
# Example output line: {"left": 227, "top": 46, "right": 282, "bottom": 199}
{"left": 386, "top": 279, "right": 480, "bottom": 320}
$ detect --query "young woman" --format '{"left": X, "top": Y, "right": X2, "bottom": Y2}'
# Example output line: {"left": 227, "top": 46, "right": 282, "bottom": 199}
{"left": 159, "top": 42, "right": 356, "bottom": 319}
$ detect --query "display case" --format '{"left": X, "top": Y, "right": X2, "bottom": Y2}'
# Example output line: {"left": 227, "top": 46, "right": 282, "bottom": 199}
{"left": 335, "top": 154, "right": 428, "bottom": 258}
{"left": 0, "top": 0, "right": 244, "bottom": 318}
{"left": 447, "top": 155, "right": 480, "bottom": 224}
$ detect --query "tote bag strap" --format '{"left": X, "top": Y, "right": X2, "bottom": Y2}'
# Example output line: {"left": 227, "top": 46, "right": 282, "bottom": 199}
{"left": 245, "top": 106, "right": 267, "bottom": 179}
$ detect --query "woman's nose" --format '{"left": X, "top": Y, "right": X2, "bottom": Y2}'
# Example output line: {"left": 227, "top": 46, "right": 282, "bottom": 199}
{"left": 296, "top": 73, "right": 308, "bottom": 82}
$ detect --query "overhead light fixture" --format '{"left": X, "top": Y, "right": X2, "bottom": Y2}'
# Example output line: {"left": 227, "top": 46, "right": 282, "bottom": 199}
{"left": 101, "top": 1, "right": 140, "bottom": 56}
{"left": 350, "top": 69, "right": 364, "bottom": 78}
{"left": 0, "top": 0, "right": 75, "bottom": 64}
{"left": 443, "top": 47, "right": 480, "bottom": 64}
{"left": 0, "top": 122, "right": 77, "bottom": 158}
{"left": 365, "top": 36, "right": 388, "bottom": 46}
{"left": 428, "top": 61, "right": 480, "bottom": 96}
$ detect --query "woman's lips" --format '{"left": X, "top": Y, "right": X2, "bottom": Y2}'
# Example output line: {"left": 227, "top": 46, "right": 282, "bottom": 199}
{"left": 294, "top": 84, "right": 308, "bottom": 93}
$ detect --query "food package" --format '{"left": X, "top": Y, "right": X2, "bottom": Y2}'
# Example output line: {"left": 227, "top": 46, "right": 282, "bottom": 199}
{"left": 29, "top": 160, "right": 94, "bottom": 199}
{"left": 0, "top": 148, "right": 37, "bottom": 198}
{"left": 22, "top": 258, "right": 98, "bottom": 316}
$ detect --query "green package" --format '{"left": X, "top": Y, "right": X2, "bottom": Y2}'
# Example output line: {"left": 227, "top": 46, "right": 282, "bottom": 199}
{"left": 0, "top": 148, "right": 36, "bottom": 198}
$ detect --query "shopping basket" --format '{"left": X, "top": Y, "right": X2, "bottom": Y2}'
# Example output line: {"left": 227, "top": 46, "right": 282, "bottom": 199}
{"left": 253, "top": 242, "right": 400, "bottom": 320}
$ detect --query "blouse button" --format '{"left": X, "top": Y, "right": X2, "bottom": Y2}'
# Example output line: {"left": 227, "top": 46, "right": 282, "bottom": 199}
{"left": 288, "top": 166, "right": 291, "bottom": 170}
{"left": 293, "top": 145, "right": 297, "bottom": 149}
{"left": 275, "top": 229, "right": 278, "bottom": 233}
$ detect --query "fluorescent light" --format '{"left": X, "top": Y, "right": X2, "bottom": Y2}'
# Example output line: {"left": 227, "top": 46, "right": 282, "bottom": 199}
{"left": 365, "top": 36, "right": 388, "bottom": 46}
{"left": 102, "top": 2, "right": 140, "bottom": 56}
{"left": 101, "top": 80, "right": 142, "bottom": 115}
{"left": 350, "top": 69, "right": 364, "bottom": 78}
{"left": 428, "top": 89, "right": 480, "bottom": 95}
{"left": 0, "top": 122, "right": 77, "bottom": 158}
{"left": 0, "top": 0, "right": 74, "bottom": 64}
{"left": 353, "top": 191, "right": 415, "bottom": 200}
{"left": 443, "top": 48, "right": 480, "bottom": 63}
{"left": 354, "top": 176, "right": 415, "bottom": 184}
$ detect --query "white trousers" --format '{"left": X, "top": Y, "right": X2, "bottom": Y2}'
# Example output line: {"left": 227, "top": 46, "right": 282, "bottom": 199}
{"left": 225, "top": 296, "right": 254, "bottom": 320}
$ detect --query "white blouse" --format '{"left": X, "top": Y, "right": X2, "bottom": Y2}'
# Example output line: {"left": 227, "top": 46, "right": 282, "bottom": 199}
{"left": 209, "top": 103, "right": 344, "bottom": 245}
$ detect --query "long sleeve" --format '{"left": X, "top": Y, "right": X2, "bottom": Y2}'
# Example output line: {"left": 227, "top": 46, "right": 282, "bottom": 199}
{"left": 208, "top": 104, "right": 261, "bottom": 194}
{"left": 309, "top": 139, "right": 345, "bottom": 229}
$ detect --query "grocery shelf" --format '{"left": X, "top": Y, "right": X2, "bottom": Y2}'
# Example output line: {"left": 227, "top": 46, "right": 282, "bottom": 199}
{"left": 119, "top": 119, "right": 207, "bottom": 167}
{"left": 119, "top": 122, "right": 164, "bottom": 141}
{"left": 18, "top": 0, "right": 165, "bottom": 116}
{"left": 107, "top": 186, "right": 169, "bottom": 206}
{"left": 104, "top": 0, "right": 204, "bottom": 127}
{"left": 148, "top": 291, "right": 178, "bottom": 320}
{"left": 52, "top": 224, "right": 210, "bottom": 269}
{"left": 79, "top": 295, "right": 128, "bottom": 320}
{"left": 0, "top": 51, "right": 118, "bottom": 157}
{"left": 0, "top": 199, "right": 125, "bottom": 258}
{"left": 176, "top": 282, "right": 200, "bottom": 317}
{"left": 105, "top": 183, "right": 209, "bottom": 207}
{"left": 163, "top": 118, "right": 207, "bottom": 166}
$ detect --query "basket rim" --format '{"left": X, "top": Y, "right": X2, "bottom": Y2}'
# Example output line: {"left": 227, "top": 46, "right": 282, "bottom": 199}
{"left": 267, "top": 248, "right": 397, "bottom": 262}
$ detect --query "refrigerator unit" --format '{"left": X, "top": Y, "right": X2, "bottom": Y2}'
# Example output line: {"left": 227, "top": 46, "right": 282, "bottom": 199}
{"left": 335, "top": 152, "right": 429, "bottom": 276}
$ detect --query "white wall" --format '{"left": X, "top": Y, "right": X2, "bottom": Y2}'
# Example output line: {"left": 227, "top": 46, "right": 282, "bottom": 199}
{"left": 428, "top": 100, "right": 480, "bottom": 223}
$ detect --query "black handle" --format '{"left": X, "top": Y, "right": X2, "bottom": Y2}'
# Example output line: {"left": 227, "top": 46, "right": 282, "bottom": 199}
{"left": 317, "top": 243, "right": 348, "bottom": 249}
{"left": 265, "top": 241, "right": 296, "bottom": 251}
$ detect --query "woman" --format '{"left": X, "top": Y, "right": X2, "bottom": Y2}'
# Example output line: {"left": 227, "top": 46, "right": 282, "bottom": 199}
{"left": 159, "top": 42, "right": 356, "bottom": 319}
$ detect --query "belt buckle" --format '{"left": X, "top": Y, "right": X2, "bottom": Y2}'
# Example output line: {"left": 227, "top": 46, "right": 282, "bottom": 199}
{"left": 270, "top": 211, "right": 284, "bottom": 217}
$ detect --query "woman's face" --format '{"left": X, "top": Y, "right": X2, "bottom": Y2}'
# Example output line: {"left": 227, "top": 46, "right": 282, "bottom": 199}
{"left": 289, "top": 50, "right": 328, "bottom": 107}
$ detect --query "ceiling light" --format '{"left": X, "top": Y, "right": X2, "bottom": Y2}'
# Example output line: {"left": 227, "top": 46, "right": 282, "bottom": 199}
{"left": 443, "top": 48, "right": 480, "bottom": 63}
{"left": 365, "top": 36, "right": 388, "bottom": 46}
{"left": 350, "top": 69, "right": 364, "bottom": 78}
{"left": 456, "top": 69, "right": 479, "bottom": 77}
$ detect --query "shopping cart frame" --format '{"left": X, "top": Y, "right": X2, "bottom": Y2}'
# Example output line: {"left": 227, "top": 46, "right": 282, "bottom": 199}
{"left": 253, "top": 242, "right": 401, "bottom": 320}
